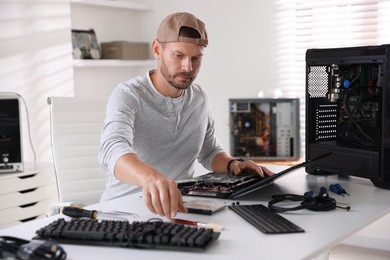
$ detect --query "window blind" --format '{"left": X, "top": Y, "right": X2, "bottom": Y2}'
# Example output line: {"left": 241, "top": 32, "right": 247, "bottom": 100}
{"left": 273, "top": 0, "right": 390, "bottom": 158}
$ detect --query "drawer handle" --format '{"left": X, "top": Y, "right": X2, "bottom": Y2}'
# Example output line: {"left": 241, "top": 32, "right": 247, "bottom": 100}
{"left": 20, "top": 216, "right": 39, "bottom": 222}
{"left": 20, "top": 202, "right": 38, "bottom": 208}
{"left": 19, "top": 188, "right": 37, "bottom": 194}
{"left": 18, "top": 174, "right": 37, "bottom": 179}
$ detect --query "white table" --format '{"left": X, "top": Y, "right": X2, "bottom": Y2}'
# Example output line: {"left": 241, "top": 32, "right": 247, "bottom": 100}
{"left": 1, "top": 164, "right": 390, "bottom": 260}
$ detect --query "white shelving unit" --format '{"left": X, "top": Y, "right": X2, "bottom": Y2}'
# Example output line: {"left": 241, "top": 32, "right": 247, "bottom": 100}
{"left": 70, "top": 0, "right": 156, "bottom": 96}
{"left": 70, "top": 0, "right": 155, "bottom": 68}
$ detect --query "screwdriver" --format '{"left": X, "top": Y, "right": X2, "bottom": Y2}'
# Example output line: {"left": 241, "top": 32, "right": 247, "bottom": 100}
{"left": 329, "top": 184, "right": 350, "bottom": 196}
{"left": 335, "top": 183, "right": 350, "bottom": 196}
{"left": 62, "top": 206, "right": 138, "bottom": 220}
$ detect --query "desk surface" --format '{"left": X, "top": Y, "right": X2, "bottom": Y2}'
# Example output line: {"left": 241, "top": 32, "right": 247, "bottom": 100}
{"left": 1, "top": 164, "right": 390, "bottom": 260}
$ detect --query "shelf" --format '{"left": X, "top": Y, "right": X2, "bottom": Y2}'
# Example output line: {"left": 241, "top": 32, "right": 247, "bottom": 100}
{"left": 73, "top": 59, "right": 156, "bottom": 67}
{"left": 70, "top": 0, "right": 154, "bottom": 11}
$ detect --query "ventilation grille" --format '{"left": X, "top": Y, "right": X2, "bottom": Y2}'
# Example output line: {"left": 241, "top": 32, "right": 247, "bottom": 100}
{"left": 316, "top": 104, "right": 337, "bottom": 142}
{"left": 308, "top": 66, "right": 329, "bottom": 98}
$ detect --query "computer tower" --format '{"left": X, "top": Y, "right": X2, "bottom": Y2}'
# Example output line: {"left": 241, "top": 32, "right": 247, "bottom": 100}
{"left": 305, "top": 44, "right": 390, "bottom": 189}
{"left": 229, "top": 98, "right": 300, "bottom": 161}
{"left": 0, "top": 94, "right": 24, "bottom": 173}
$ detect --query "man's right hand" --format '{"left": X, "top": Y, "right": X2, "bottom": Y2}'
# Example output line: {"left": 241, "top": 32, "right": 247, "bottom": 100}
{"left": 113, "top": 153, "right": 187, "bottom": 219}
{"left": 142, "top": 177, "right": 187, "bottom": 218}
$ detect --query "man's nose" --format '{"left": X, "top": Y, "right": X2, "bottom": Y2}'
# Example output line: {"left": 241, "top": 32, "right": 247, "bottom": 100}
{"left": 181, "top": 58, "right": 193, "bottom": 72}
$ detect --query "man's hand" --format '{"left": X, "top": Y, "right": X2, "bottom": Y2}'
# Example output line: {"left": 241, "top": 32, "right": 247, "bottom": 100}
{"left": 229, "top": 159, "right": 273, "bottom": 178}
{"left": 143, "top": 178, "right": 187, "bottom": 218}
{"left": 113, "top": 153, "right": 187, "bottom": 219}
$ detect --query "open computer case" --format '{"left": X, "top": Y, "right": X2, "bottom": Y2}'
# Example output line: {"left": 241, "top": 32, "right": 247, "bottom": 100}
{"left": 229, "top": 98, "right": 300, "bottom": 161}
{"left": 305, "top": 44, "right": 390, "bottom": 189}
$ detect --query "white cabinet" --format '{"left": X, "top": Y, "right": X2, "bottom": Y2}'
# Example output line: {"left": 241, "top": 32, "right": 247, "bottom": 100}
{"left": 70, "top": 0, "right": 156, "bottom": 97}
{"left": 0, "top": 166, "right": 58, "bottom": 229}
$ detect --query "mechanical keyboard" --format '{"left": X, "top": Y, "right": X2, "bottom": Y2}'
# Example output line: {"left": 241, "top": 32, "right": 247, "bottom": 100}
{"left": 228, "top": 204, "right": 305, "bottom": 234}
{"left": 34, "top": 218, "right": 220, "bottom": 251}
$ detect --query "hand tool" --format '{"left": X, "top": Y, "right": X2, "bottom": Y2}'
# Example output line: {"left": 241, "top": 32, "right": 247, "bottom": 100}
{"left": 62, "top": 206, "right": 138, "bottom": 220}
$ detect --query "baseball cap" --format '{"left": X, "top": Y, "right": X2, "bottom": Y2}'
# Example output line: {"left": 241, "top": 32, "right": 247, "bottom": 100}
{"left": 156, "top": 12, "right": 208, "bottom": 46}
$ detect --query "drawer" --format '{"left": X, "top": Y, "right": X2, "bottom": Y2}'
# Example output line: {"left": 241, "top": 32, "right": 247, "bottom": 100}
{"left": 0, "top": 184, "right": 58, "bottom": 210}
{"left": 0, "top": 214, "right": 47, "bottom": 229}
{"left": 0, "top": 170, "right": 56, "bottom": 195}
{"left": 0, "top": 198, "right": 57, "bottom": 227}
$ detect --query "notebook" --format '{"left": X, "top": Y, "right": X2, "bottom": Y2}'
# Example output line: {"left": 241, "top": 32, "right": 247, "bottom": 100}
{"left": 178, "top": 153, "right": 331, "bottom": 199}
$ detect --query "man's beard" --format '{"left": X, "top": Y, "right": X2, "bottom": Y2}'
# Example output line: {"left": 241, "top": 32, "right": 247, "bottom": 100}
{"left": 160, "top": 61, "right": 195, "bottom": 90}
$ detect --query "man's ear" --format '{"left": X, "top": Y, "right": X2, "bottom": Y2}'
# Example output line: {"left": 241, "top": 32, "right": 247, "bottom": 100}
{"left": 152, "top": 39, "right": 161, "bottom": 59}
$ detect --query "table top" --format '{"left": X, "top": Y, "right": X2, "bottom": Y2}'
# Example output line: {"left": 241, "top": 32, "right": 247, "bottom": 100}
{"left": 1, "top": 164, "right": 390, "bottom": 260}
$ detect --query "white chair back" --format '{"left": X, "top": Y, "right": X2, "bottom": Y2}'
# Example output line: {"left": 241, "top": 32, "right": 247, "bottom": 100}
{"left": 48, "top": 96, "right": 107, "bottom": 206}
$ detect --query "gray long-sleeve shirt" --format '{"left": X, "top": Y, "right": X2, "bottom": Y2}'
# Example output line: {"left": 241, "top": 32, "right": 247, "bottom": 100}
{"left": 99, "top": 70, "right": 225, "bottom": 201}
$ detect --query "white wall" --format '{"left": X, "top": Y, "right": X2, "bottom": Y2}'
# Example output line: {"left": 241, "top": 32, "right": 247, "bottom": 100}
{"left": 0, "top": 0, "right": 74, "bottom": 167}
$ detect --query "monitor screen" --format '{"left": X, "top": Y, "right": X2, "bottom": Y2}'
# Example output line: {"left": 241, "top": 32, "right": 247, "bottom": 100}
{"left": 0, "top": 97, "right": 23, "bottom": 172}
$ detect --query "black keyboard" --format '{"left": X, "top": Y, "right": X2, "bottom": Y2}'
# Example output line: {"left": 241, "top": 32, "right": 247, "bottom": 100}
{"left": 228, "top": 204, "right": 304, "bottom": 234}
{"left": 34, "top": 218, "right": 220, "bottom": 251}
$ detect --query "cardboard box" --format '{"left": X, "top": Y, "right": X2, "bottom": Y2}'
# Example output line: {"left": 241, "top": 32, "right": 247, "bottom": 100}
{"left": 101, "top": 41, "right": 149, "bottom": 60}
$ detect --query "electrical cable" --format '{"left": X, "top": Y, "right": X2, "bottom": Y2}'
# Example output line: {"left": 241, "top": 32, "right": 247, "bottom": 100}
{"left": 268, "top": 188, "right": 351, "bottom": 213}
{"left": 343, "top": 89, "right": 376, "bottom": 146}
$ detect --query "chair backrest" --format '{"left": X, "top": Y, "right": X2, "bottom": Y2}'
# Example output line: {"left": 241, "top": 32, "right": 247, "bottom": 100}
{"left": 48, "top": 96, "right": 107, "bottom": 206}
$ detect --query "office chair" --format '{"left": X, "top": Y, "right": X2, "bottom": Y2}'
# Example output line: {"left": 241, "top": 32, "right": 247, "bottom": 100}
{"left": 48, "top": 96, "right": 107, "bottom": 206}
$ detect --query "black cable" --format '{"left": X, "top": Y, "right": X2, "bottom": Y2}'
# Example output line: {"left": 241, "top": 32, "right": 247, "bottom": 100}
{"left": 268, "top": 192, "right": 350, "bottom": 213}
{"left": 343, "top": 86, "right": 377, "bottom": 146}
{"left": 0, "top": 236, "right": 28, "bottom": 257}
{"left": 0, "top": 236, "right": 67, "bottom": 260}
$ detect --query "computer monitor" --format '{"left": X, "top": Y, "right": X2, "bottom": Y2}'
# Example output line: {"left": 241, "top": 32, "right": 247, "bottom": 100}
{"left": 305, "top": 44, "right": 390, "bottom": 189}
{"left": 0, "top": 94, "right": 23, "bottom": 173}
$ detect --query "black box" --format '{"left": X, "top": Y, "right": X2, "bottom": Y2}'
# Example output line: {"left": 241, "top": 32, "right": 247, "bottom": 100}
{"left": 305, "top": 44, "right": 390, "bottom": 189}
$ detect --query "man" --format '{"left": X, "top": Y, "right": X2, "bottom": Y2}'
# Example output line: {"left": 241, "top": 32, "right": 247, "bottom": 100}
{"left": 99, "top": 12, "right": 272, "bottom": 219}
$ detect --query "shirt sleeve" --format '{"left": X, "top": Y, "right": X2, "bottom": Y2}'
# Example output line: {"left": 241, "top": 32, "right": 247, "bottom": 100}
{"left": 196, "top": 90, "right": 225, "bottom": 170}
{"left": 98, "top": 83, "right": 139, "bottom": 176}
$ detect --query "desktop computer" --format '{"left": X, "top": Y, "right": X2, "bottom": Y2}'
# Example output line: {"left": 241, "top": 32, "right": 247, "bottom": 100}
{"left": 305, "top": 44, "right": 390, "bottom": 189}
{"left": 229, "top": 98, "right": 300, "bottom": 161}
{"left": 0, "top": 94, "right": 23, "bottom": 173}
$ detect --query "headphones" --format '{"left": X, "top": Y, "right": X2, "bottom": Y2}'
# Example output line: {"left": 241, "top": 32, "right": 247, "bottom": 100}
{"left": 268, "top": 188, "right": 351, "bottom": 213}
